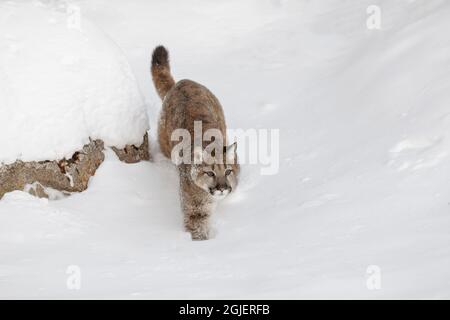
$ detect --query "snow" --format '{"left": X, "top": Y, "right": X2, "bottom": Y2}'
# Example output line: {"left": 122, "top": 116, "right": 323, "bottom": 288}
{"left": 1, "top": 0, "right": 450, "bottom": 298}
{"left": 0, "top": 1, "right": 148, "bottom": 164}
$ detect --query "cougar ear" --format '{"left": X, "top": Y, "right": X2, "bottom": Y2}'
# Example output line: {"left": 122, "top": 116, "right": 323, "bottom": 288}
{"left": 225, "top": 142, "right": 237, "bottom": 164}
{"left": 193, "top": 146, "right": 203, "bottom": 164}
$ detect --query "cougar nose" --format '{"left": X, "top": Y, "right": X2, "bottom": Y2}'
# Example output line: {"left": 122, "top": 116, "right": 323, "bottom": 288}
{"left": 218, "top": 185, "right": 226, "bottom": 192}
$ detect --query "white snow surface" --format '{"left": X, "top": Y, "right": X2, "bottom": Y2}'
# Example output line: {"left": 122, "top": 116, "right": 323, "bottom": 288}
{"left": 1, "top": 0, "right": 450, "bottom": 298}
{"left": 0, "top": 1, "right": 148, "bottom": 164}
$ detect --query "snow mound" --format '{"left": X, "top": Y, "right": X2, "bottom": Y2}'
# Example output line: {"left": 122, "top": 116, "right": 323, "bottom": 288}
{"left": 0, "top": 2, "right": 148, "bottom": 165}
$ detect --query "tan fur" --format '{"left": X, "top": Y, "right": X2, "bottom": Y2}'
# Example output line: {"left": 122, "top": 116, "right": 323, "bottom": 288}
{"left": 151, "top": 46, "right": 239, "bottom": 240}
{"left": 151, "top": 46, "right": 175, "bottom": 100}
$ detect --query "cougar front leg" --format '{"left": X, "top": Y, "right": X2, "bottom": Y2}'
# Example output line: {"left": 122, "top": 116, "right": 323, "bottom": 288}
{"left": 184, "top": 206, "right": 212, "bottom": 240}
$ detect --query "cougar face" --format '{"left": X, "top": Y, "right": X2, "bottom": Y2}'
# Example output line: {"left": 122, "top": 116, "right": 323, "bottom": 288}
{"left": 190, "top": 144, "right": 239, "bottom": 200}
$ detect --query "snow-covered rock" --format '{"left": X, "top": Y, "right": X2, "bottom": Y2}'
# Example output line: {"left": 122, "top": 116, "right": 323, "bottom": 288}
{"left": 0, "top": 2, "right": 149, "bottom": 165}
{"left": 0, "top": 139, "right": 104, "bottom": 199}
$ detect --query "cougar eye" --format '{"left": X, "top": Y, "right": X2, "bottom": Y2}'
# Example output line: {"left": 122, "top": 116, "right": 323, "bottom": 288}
{"left": 205, "top": 171, "right": 215, "bottom": 177}
{"left": 225, "top": 169, "right": 232, "bottom": 176}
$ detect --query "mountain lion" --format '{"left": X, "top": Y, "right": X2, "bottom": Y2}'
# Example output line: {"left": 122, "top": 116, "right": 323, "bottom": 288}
{"left": 151, "top": 46, "right": 239, "bottom": 240}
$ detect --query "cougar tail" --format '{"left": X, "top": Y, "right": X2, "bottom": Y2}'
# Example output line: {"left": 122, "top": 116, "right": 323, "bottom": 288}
{"left": 151, "top": 45, "right": 175, "bottom": 100}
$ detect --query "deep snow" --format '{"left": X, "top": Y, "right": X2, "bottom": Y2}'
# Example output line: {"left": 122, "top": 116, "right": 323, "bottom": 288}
{"left": 1, "top": 0, "right": 450, "bottom": 298}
